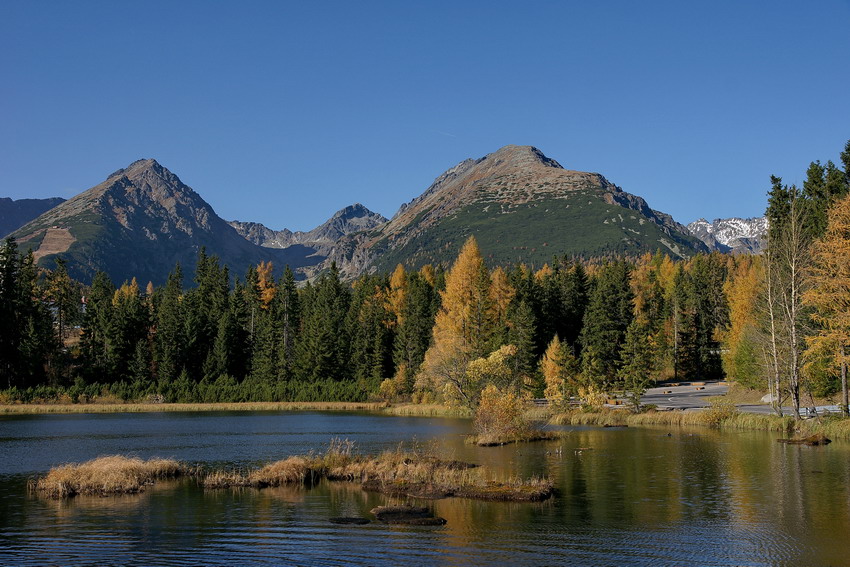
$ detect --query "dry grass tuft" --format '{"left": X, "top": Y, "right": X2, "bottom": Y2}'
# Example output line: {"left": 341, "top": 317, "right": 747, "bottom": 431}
{"left": 31, "top": 455, "right": 186, "bottom": 498}
{"left": 249, "top": 457, "right": 311, "bottom": 487}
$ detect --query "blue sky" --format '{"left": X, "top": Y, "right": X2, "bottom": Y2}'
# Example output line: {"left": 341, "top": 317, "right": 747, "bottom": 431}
{"left": 2, "top": 1, "right": 849, "bottom": 231}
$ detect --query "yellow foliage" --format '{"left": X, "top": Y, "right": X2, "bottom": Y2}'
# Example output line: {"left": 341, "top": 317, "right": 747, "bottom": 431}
{"left": 419, "top": 264, "right": 436, "bottom": 287}
{"left": 113, "top": 278, "right": 139, "bottom": 306}
{"left": 385, "top": 264, "right": 407, "bottom": 328}
{"left": 534, "top": 263, "right": 553, "bottom": 281}
{"left": 420, "top": 237, "right": 493, "bottom": 401}
{"left": 804, "top": 193, "right": 850, "bottom": 371}
{"left": 721, "top": 255, "right": 763, "bottom": 378}
{"left": 473, "top": 384, "right": 532, "bottom": 444}
{"left": 541, "top": 336, "right": 566, "bottom": 405}
{"left": 489, "top": 266, "right": 515, "bottom": 326}
{"left": 257, "top": 261, "right": 276, "bottom": 308}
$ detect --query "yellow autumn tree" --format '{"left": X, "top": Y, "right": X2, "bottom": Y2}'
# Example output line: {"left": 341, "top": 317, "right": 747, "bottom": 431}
{"left": 256, "top": 261, "right": 276, "bottom": 309}
{"left": 541, "top": 335, "right": 581, "bottom": 407}
{"left": 720, "top": 256, "right": 764, "bottom": 389}
{"left": 113, "top": 277, "right": 140, "bottom": 306}
{"left": 803, "top": 193, "right": 850, "bottom": 415}
{"left": 419, "top": 236, "right": 495, "bottom": 406}
{"left": 385, "top": 264, "right": 407, "bottom": 328}
{"left": 541, "top": 335, "right": 566, "bottom": 406}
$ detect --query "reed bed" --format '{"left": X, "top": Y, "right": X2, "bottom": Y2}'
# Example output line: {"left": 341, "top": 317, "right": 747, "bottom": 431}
{"left": 202, "top": 439, "right": 554, "bottom": 502}
{"left": 381, "top": 404, "right": 472, "bottom": 418}
{"left": 30, "top": 455, "right": 188, "bottom": 498}
{"left": 1, "top": 401, "right": 388, "bottom": 415}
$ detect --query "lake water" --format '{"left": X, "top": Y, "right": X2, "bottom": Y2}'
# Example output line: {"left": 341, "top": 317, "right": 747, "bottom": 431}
{"left": 1, "top": 411, "right": 849, "bottom": 566}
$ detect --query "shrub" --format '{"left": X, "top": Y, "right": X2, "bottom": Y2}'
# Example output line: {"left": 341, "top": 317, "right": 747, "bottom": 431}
{"left": 473, "top": 384, "right": 532, "bottom": 445}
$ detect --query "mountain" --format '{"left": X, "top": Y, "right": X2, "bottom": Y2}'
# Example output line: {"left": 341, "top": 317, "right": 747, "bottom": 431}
{"left": 229, "top": 203, "right": 387, "bottom": 249}
{"left": 10, "top": 159, "right": 321, "bottom": 285}
{"left": 327, "top": 145, "right": 709, "bottom": 276}
{"left": 1, "top": 197, "right": 66, "bottom": 238}
{"left": 687, "top": 217, "right": 768, "bottom": 254}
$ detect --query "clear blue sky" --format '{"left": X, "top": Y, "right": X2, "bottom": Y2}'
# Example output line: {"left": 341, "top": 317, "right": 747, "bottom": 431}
{"left": 2, "top": 1, "right": 849, "bottom": 231}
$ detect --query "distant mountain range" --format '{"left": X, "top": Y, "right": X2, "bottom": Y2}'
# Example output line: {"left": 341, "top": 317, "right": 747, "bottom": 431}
{"left": 1, "top": 197, "right": 66, "bottom": 238}
{"left": 5, "top": 146, "right": 763, "bottom": 284}
{"left": 686, "top": 217, "right": 768, "bottom": 254}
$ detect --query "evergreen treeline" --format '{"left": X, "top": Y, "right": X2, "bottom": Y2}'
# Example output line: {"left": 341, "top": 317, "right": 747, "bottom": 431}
{"left": 0, "top": 237, "right": 732, "bottom": 406}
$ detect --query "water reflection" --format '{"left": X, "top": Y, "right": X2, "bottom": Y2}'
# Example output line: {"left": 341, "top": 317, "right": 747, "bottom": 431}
{"left": 2, "top": 412, "right": 849, "bottom": 565}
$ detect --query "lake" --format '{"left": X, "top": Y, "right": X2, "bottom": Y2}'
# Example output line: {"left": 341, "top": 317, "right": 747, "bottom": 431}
{"left": 1, "top": 411, "right": 849, "bottom": 566}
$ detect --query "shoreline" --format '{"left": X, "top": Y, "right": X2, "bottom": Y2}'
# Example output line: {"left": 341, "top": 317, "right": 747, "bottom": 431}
{"left": 0, "top": 401, "right": 389, "bottom": 415}
{"left": 5, "top": 400, "right": 850, "bottom": 441}
{"left": 548, "top": 408, "right": 850, "bottom": 440}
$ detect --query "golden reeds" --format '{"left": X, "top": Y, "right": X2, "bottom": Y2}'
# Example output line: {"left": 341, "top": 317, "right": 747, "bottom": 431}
{"left": 30, "top": 455, "right": 187, "bottom": 498}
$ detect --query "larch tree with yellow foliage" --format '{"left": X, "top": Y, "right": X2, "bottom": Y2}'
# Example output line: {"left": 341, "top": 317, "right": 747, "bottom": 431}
{"left": 419, "top": 237, "right": 498, "bottom": 406}
{"left": 803, "top": 193, "right": 850, "bottom": 415}
{"left": 541, "top": 335, "right": 579, "bottom": 407}
{"left": 720, "top": 256, "right": 764, "bottom": 391}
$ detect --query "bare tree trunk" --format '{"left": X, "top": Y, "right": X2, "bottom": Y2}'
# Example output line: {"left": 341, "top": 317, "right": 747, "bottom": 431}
{"left": 776, "top": 194, "right": 809, "bottom": 420}
{"left": 764, "top": 248, "right": 784, "bottom": 416}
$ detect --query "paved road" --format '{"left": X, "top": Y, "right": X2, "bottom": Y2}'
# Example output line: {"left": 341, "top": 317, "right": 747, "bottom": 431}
{"left": 640, "top": 381, "right": 728, "bottom": 410}
{"left": 640, "top": 381, "right": 845, "bottom": 417}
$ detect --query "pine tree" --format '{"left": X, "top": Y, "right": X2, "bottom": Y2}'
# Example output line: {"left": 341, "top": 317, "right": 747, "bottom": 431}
{"left": 618, "top": 320, "right": 657, "bottom": 410}
{"left": 579, "top": 261, "right": 634, "bottom": 391}
{"left": 277, "top": 266, "right": 300, "bottom": 380}
{"left": 153, "top": 264, "right": 185, "bottom": 382}
{"left": 558, "top": 261, "right": 589, "bottom": 351}
{"left": 46, "top": 257, "right": 74, "bottom": 346}
{"left": 109, "top": 278, "right": 150, "bottom": 382}
{"left": 393, "top": 270, "right": 437, "bottom": 393}
{"left": 295, "top": 263, "right": 350, "bottom": 382}
{"left": 80, "top": 271, "right": 116, "bottom": 380}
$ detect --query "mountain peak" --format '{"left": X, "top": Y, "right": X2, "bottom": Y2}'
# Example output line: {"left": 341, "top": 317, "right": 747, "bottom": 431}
{"left": 106, "top": 158, "right": 179, "bottom": 185}
{"left": 487, "top": 145, "right": 564, "bottom": 169}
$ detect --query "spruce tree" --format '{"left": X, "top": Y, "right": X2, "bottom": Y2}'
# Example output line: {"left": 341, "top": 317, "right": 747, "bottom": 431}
{"left": 579, "top": 261, "right": 634, "bottom": 391}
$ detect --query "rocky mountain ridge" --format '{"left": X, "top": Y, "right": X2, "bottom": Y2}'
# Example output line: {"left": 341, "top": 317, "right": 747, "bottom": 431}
{"left": 687, "top": 217, "right": 768, "bottom": 254}
{"left": 229, "top": 203, "right": 387, "bottom": 249}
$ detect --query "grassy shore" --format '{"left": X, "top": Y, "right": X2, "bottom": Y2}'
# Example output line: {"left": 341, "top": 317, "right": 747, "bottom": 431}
{"left": 381, "top": 403, "right": 472, "bottom": 418}
{"left": 1, "top": 401, "right": 388, "bottom": 415}
{"left": 549, "top": 406, "right": 850, "bottom": 440}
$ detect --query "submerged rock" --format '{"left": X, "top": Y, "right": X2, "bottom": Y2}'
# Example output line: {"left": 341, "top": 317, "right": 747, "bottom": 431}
{"left": 778, "top": 433, "right": 832, "bottom": 446}
{"left": 329, "top": 517, "right": 370, "bottom": 525}
{"left": 370, "top": 505, "right": 446, "bottom": 525}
